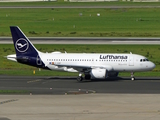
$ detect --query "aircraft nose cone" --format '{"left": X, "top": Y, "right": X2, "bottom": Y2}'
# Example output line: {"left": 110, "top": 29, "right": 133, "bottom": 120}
{"left": 151, "top": 62, "right": 156, "bottom": 70}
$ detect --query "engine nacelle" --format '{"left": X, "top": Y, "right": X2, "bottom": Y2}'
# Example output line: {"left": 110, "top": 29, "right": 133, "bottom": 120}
{"left": 90, "top": 68, "right": 107, "bottom": 79}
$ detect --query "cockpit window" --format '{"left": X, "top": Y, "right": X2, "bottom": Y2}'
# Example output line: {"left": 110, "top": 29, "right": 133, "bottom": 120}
{"left": 140, "top": 59, "right": 149, "bottom": 62}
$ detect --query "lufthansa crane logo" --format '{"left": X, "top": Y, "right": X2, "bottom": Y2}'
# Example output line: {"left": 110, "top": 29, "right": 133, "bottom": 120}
{"left": 15, "top": 38, "right": 29, "bottom": 52}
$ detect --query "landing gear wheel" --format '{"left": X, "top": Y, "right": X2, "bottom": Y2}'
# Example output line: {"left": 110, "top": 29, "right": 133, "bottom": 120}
{"left": 131, "top": 77, "right": 135, "bottom": 81}
{"left": 131, "top": 72, "right": 135, "bottom": 81}
{"left": 77, "top": 76, "right": 83, "bottom": 82}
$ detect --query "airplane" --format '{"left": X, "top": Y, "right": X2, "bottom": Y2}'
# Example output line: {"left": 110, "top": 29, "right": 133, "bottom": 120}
{"left": 7, "top": 26, "right": 156, "bottom": 81}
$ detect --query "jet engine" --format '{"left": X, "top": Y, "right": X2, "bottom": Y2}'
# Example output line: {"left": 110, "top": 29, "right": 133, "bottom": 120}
{"left": 90, "top": 68, "right": 108, "bottom": 79}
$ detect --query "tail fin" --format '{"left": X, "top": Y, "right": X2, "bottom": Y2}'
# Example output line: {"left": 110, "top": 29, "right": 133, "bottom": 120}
{"left": 9, "top": 26, "right": 45, "bottom": 68}
{"left": 10, "top": 26, "right": 38, "bottom": 56}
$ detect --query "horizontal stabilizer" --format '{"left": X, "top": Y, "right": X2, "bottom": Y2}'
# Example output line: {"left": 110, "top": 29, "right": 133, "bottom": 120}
{"left": 7, "top": 54, "right": 17, "bottom": 62}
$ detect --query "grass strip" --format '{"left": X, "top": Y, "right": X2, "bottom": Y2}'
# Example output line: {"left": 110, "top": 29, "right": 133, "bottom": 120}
{"left": 1, "top": 8, "right": 160, "bottom": 37}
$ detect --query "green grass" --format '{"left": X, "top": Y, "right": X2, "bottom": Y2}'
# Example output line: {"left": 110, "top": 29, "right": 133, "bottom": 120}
{"left": 1, "top": 8, "right": 160, "bottom": 37}
{"left": 0, "top": 90, "right": 29, "bottom": 94}
{"left": 1, "top": 1, "right": 160, "bottom": 6}
{"left": 1, "top": 44, "right": 160, "bottom": 77}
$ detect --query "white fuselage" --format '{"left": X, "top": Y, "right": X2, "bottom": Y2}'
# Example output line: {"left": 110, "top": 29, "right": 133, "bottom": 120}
{"left": 39, "top": 52, "right": 155, "bottom": 72}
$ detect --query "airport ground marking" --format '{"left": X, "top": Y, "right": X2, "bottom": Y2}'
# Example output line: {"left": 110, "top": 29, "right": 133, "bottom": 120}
{"left": 27, "top": 79, "right": 42, "bottom": 83}
{"left": 0, "top": 99, "right": 18, "bottom": 105}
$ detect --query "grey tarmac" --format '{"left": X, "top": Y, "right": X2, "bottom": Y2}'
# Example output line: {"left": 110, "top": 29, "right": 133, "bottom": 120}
{"left": 1, "top": 37, "right": 160, "bottom": 44}
{"left": 0, "top": 6, "right": 160, "bottom": 9}
{"left": 0, "top": 75, "right": 160, "bottom": 94}
{"left": 1, "top": 94, "right": 160, "bottom": 120}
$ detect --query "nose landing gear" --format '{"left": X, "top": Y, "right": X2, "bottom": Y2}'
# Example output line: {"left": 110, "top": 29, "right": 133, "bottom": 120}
{"left": 131, "top": 72, "right": 135, "bottom": 81}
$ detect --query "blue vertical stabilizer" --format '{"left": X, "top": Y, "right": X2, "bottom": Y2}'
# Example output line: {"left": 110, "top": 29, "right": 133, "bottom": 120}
{"left": 10, "top": 26, "right": 38, "bottom": 57}
{"left": 10, "top": 26, "right": 45, "bottom": 68}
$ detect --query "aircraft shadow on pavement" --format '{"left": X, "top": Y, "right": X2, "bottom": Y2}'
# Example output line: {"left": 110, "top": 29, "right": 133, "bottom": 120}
{"left": 45, "top": 77, "right": 76, "bottom": 81}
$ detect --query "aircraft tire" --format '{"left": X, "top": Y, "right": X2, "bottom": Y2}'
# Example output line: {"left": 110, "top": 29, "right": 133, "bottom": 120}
{"left": 77, "top": 76, "right": 83, "bottom": 82}
{"left": 131, "top": 77, "right": 135, "bottom": 81}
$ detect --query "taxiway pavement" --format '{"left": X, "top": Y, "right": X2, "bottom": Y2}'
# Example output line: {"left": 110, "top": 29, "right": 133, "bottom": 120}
{"left": 1, "top": 6, "right": 160, "bottom": 9}
{"left": 0, "top": 37, "right": 160, "bottom": 44}
{"left": 0, "top": 76, "right": 160, "bottom": 94}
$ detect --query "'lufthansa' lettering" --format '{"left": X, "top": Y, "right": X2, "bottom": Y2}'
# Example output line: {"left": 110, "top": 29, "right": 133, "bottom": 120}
{"left": 100, "top": 55, "right": 128, "bottom": 59}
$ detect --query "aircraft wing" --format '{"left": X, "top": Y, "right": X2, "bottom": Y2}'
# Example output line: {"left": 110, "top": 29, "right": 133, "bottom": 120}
{"left": 54, "top": 63, "right": 113, "bottom": 73}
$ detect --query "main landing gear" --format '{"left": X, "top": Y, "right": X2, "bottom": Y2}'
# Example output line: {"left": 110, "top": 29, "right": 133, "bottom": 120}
{"left": 77, "top": 73, "right": 83, "bottom": 82}
{"left": 131, "top": 72, "right": 135, "bottom": 81}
